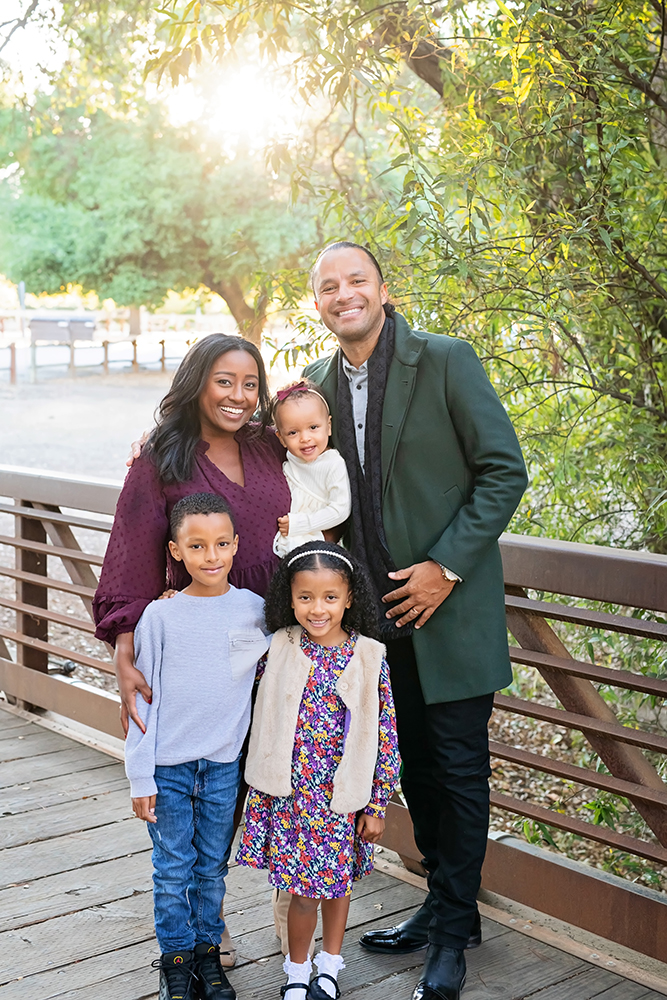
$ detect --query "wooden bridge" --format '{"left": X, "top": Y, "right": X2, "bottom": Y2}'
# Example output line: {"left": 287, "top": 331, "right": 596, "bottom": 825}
{"left": 3, "top": 464, "right": 667, "bottom": 998}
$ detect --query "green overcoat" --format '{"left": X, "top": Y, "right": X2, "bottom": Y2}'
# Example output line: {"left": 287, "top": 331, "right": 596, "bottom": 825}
{"left": 304, "top": 313, "right": 528, "bottom": 704}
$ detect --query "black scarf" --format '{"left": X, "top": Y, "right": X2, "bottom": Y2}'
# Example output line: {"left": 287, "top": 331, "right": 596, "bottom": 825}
{"left": 336, "top": 315, "right": 412, "bottom": 641}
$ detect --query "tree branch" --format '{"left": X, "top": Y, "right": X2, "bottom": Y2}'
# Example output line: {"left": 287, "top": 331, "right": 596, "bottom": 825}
{"left": 0, "top": 0, "right": 40, "bottom": 56}
{"left": 203, "top": 271, "right": 267, "bottom": 346}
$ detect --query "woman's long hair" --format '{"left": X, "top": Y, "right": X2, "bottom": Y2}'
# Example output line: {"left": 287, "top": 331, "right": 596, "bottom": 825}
{"left": 145, "top": 334, "right": 271, "bottom": 484}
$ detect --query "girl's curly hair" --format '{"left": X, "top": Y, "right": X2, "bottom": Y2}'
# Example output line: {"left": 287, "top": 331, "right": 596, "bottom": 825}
{"left": 264, "top": 541, "right": 380, "bottom": 640}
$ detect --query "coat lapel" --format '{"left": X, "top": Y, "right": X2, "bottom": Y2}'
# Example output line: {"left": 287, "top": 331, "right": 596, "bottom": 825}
{"left": 313, "top": 351, "right": 341, "bottom": 449}
{"left": 381, "top": 316, "right": 427, "bottom": 494}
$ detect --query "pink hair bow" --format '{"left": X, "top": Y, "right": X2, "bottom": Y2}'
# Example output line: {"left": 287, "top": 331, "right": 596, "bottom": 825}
{"left": 275, "top": 381, "right": 311, "bottom": 402}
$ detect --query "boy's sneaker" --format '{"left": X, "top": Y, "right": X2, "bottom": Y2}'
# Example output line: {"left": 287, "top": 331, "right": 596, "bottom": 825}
{"left": 194, "top": 943, "right": 236, "bottom": 1000}
{"left": 152, "top": 950, "right": 198, "bottom": 1000}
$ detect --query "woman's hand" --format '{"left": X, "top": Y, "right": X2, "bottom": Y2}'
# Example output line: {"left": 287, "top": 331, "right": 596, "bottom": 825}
{"left": 125, "top": 430, "right": 150, "bottom": 468}
{"left": 132, "top": 795, "right": 157, "bottom": 823}
{"left": 114, "top": 632, "right": 152, "bottom": 736}
{"left": 277, "top": 515, "right": 290, "bottom": 537}
{"left": 356, "top": 812, "right": 385, "bottom": 843}
{"left": 158, "top": 589, "right": 178, "bottom": 600}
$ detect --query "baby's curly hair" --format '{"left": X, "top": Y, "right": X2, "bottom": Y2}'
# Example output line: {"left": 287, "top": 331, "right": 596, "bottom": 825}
{"left": 271, "top": 378, "right": 330, "bottom": 427}
{"left": 264, "top": 541, "right": 380, "bottom": 640}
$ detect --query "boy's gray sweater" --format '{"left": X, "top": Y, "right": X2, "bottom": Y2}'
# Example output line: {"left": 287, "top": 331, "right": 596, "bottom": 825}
{"left": 125, "top": 587, "right": 270, "bottom": 798}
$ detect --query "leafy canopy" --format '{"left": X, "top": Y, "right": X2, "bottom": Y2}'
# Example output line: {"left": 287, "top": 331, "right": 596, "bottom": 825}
{"left": 147, "top": 0, "right": 667, "bottom": 549}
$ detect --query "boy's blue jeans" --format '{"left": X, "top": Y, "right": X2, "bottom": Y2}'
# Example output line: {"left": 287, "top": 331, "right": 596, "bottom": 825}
{"left": 148, "top": 757, "right": 240, "bottom": 954}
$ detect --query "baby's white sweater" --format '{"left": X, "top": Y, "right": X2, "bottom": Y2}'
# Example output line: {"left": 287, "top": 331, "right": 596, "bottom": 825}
{"left": 273, "top": 448, "right": 352, "bottom": 557}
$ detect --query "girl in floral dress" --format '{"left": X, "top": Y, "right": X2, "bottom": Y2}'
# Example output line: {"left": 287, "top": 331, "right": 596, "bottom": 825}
{"left": 237, "top": 541, "right": 400, "bottom": 1000}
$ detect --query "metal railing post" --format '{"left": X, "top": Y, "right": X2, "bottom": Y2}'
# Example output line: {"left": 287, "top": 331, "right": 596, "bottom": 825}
{"left": 103, "top": 340, "right": 109, "bottom": 375}
{"left": 69, "top": 342, "right": 76, "bottom": 375}
{"left": 132, "top": 339, "right": 138, "bottom": 372}
{"left": 9, "top": 342, "right": 16, "bottom": 385}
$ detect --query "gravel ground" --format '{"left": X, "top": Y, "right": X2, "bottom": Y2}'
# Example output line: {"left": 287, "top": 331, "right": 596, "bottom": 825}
{"left": 0, "top": 370, "right": 173, "bottom": 479}
{"left": 1, "top": 370, "right": 665, "bottom": 892}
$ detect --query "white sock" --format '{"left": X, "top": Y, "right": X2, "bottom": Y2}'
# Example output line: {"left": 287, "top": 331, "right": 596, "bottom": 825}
{"left": 283, "top": 954, "right": 312, "bottom": 1000}
{"left": 313, "top": 951, "right": 345, "bottom": 997}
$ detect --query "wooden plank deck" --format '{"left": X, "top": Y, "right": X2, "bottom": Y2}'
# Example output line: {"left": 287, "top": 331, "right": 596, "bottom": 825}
{"left": 0, "top": 702, "right": 663, "bottom": 1000}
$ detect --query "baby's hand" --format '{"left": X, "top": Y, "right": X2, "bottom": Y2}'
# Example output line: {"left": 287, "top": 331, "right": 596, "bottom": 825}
{"left": 356, "top": 812, "right": 385, "bottom": 843}
{"left": 132, "top": 794, "right": 157, "bottom": 823}
{"left": 278, "top": 515, "right": 290, "bottom": 537}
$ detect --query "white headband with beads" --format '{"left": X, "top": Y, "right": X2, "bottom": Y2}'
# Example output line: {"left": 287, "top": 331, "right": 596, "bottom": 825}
{"left": 287, "top": 549, "right": 354, "bottom": 571}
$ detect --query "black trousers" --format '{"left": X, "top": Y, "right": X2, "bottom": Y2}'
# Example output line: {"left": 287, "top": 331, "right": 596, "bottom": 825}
{"left": 386, "top": 637, "right": 494, "bottom": 950}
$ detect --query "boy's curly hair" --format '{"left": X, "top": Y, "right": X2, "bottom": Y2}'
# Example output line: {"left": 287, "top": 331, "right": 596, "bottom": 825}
{"left": 264, "top": 541, "right": 380, "bottom": 640}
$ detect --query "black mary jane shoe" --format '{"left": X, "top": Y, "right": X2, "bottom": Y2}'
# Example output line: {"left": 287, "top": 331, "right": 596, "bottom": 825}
{"left": 308, "top": 973, "right": 341, "bottom": 999}
{"left": 360, "top": 906, "right": 482, "bottom": 955}
{"left": 280, "top": 984, "right": 310, "bottom": 997}
{"left": 411, "top": 945, "right": 466, "bottom": 1000}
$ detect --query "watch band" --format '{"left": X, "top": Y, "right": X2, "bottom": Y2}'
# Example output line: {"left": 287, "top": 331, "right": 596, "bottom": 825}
{"left": 437, "top": 562, "right": 461, "bottom": 583}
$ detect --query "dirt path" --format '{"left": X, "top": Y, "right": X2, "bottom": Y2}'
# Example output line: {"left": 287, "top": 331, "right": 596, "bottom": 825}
{"left": 0, "top": 372, "right": 173, "bottom": 480}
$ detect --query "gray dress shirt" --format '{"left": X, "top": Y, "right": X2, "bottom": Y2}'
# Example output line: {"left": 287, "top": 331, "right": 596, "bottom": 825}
{"left": 341, "top": 355, "right": 369, "bottom": 471}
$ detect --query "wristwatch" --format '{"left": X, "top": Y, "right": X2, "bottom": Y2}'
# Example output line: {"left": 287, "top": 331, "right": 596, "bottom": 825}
{"left": 436, "top": 562, "right": 461, "bottom": 583}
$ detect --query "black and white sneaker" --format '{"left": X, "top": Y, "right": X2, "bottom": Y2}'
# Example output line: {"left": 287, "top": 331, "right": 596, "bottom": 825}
{"left": 152, "top": 950, "right": 198, "bottom": 1000}
{"left": 194, "top": 943, "right": 236, "bottom": 1000}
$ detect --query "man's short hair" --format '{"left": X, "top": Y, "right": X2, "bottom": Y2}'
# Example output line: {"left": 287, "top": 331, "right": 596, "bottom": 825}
{"left": 309, "top": 241, "right": 395, "bottom": 315}
{"left": 170, "top": 493, "right": 235, "bottom": 540}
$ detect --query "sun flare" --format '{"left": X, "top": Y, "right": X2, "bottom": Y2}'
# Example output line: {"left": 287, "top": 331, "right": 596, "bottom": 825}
{"left": 166, "top": 64, "right": 303, "bottom": 149}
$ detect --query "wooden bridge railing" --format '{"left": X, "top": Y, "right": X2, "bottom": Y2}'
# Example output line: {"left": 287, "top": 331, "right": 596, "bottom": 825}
{"left": 2, "top": 464, "right": 667, "bottom": 956}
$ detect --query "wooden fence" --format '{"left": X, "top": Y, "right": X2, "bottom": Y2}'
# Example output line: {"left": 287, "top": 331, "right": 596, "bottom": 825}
{"left": 2, "top": 464, "right": 667, "bottom": 957}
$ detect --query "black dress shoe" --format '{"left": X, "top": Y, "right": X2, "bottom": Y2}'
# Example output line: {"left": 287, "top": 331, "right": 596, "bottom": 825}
{"left": 412, "top": 945, "right": 466, "bottom": 1000}
{"left": 359, "top": 907, "right": 482, "bottom": 954}
{"left": 359, "top": 906, "right": 430, "bottom": 954}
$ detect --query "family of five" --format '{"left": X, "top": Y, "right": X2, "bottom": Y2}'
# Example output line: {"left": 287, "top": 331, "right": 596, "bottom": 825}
{"left": 93, "top": 241, "right": 527, "bottom": 1000}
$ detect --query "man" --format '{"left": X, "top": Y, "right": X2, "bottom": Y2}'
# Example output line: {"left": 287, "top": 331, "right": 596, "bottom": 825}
{"left": 303, "top": 241, "right": 528, "bottom": 1000}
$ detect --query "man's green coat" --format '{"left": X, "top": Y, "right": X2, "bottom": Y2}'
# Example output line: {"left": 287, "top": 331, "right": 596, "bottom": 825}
{"left": 304, "top": 313, "right": 528, "bottom": 704}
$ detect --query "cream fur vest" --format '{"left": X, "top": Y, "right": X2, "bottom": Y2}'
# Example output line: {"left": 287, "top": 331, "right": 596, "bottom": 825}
{"left": 245, "top": 626, "right": 385, "bottom": 815}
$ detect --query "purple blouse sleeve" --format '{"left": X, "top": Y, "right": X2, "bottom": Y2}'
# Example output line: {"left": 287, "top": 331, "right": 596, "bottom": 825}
{"left": 93, "top": 456, "right": 170, "bottom": 646}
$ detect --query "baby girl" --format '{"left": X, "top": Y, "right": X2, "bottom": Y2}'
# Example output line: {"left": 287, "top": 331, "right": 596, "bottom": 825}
{"left": 272, "top": 381, "right": 351, "bottom": 557}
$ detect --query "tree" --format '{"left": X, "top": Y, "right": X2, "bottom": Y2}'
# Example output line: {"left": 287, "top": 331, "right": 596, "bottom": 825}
{"left": 0, "top": 98, "right": 313, "bottom": 342}
{"left": 146, "top": 0, "right": 667, "bottom": 551}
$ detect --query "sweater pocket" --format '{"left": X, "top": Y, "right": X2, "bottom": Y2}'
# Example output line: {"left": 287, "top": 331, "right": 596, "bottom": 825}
{"left": 228, "top": 628, "right": 270, "bottom": 682}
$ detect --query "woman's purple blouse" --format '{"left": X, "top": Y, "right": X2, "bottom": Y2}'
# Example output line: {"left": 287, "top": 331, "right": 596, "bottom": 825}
{"left": 93, "top": 426, "right": 291, "bottom": 646}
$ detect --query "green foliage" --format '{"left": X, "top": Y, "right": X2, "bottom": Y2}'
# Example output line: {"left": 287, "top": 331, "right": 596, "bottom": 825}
{"left": 0, "top": 96, "right": 314, "bottom": 328}
{"left": 518, "top": 819, "right": 560, "bottom": 850}
{"left": 145, "top": 0, "right": 667, "bottom": 550}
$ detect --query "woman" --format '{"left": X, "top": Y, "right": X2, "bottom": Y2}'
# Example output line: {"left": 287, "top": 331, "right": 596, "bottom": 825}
{"left": 93, "top": 333, "right": 291, "bottom": 734}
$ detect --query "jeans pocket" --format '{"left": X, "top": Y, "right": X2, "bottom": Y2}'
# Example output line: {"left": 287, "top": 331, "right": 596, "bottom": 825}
{"left": 228, "top": 628, "right": 270, "bottom": 681}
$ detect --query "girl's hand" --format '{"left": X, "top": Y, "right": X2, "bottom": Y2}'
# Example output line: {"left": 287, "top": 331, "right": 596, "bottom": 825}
{"left": 132, "top": 795, "right": 157, "bottom": 823}
{"left": 114, "top": 632, "right": 152, "bottom": 736}
{"left": 277, "top": 515, "right": 290, "bottom": 536}
{"left": 356, "top": 812, "right": 385, "bottom": 843}
{"left": 126, "top": 430, "right": 150, "bottom": 468}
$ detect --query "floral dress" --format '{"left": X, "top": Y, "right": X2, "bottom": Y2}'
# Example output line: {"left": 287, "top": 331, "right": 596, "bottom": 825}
{"left": 236, "top": 630, "right": 400, "bottom": 898}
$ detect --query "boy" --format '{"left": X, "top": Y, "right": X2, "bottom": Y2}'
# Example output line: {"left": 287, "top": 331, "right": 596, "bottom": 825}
{"left": 125, "top": 492, "right": 270, "bottom": 1000}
